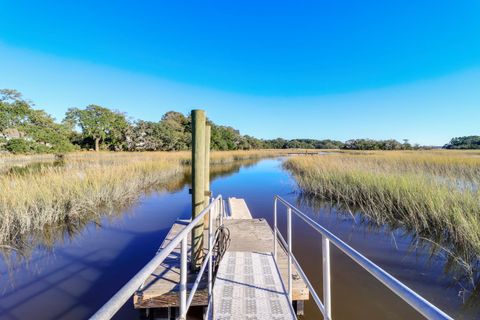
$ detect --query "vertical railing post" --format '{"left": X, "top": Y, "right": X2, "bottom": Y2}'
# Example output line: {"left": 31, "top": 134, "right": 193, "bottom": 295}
{"left": 322, "top": 236, "right": 331, "bottom": 320}
{"left": 287, "top": 207, "right": 292, "bottom": 303}
{"left": 220, "top": 199, "right": 224, "bottom": 226}
{"left": 208, "top": 202, "right": 214, "bottom": 299}
{"left": 180, "top": 236, "right": 188, "bottom": 319}
{"left": 204, "top": 125, "right": 211, "bottom": 226}
{"left": 273, "top": 198, "right": 278, "bottom": 261}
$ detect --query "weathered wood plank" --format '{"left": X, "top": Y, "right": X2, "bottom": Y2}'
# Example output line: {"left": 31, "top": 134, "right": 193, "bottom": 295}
{"left": 228, "top": 197, "right": 253, "bottom": 219}
{"left": 133, "top": 221, "right": 209, "bottom": 308}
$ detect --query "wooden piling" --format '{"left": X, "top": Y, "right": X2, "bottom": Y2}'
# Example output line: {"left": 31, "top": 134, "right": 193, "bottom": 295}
{"left": 191, "top": 109, "right": 206, "bottom": 271}
{"left": 204, "top": 125, "right": 211, "bottom": 224}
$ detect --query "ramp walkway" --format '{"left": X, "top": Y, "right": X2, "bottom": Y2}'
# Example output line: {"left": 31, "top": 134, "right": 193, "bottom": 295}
{"left": 91, "top": 195, "right": 453, "bottom": 320}
{"left": 210, "top": 251, "right": 296, "bottom": 319}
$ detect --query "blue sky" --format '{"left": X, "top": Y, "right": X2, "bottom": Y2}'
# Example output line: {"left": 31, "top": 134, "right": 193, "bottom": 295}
{"left": 0, "top": 1, "right": 479, "bottom": 145}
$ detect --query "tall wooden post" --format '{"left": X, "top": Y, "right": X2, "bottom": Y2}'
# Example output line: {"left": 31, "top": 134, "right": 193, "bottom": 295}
{"left": 204, "top": 125, "right": 211, "bottom": 224}
{"left": 191, "top": 110, "right": 206, "bottom": 271}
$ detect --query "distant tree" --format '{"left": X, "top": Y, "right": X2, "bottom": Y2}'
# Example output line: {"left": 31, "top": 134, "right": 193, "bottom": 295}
{"left": 316, "top": 139, "right": 344, "bottom": 149}
{"left": 276, "top": 139, "right": 344, "bottom": 149}
{"left": 5, "top": 88, "right": 437, "bottom": 154}
{"left": 444, "top": 136, "right": 480, "bottom": 149}
{"left": 64, "top": 105, "right": 129, "bottom": 151}
{"left": 265, "top": 138, "right": 288, "bottom": 149}
{"left": 243, "top": 135, "right": 265, "bottom": 149}
{"left": 343, "top": 139, "right": 408, "bottom": 150}
{"left": 159, "top": 112, "right": 191, "bottom": 150}
{"left": 162, "top": 111, "right": 190, "bottom": 130}
{"left": 211, "top": 125, "right": 242, "bottom": 150}
{"left": 0, "top": 89, "right": 32, "bottom": 132}
{"left": 0, "top": 89, "right": 74, "bottom": 153}
{"left": 126, "top": 112, "right": 192, "bottom": 151}
{"left": 402, "top": 139, "right": 412, "bottom": 150}
{"left": 127, "top": 120, "right": 163, "bottom": 151}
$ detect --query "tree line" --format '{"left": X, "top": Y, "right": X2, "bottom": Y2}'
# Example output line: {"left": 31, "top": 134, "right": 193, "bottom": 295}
{"left": 444, "top": 136, "right": 480, "bottom": 149}
{"left": 2, "top": 89, "right": 472, "bottom": 154}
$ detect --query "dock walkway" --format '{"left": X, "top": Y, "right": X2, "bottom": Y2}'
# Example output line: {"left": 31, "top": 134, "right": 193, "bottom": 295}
{"left": 133, "top": 198, "right": 308, "bottom": 318}
{"left": 133, "top": 221, "right": 209, "bottom": 308}
{"left": 210, "top": 251, "right": 296, "bottom": 319}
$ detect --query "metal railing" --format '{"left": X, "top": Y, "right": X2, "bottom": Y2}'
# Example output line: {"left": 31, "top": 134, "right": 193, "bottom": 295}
{"left": 273, "top": 195, "right": 453, "bottom": 320}
{"left": 90, "top": 195, "right": 225, "bottom": 320}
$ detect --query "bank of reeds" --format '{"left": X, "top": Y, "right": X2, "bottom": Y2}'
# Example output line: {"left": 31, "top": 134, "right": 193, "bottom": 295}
{"left": 0, "top": 156, "right": 182, "bottom": 252}
{"left": 0, "top": 150, "right": 302, "bottom": 252}
{"left": 284, "top": 150, "right": 480, "bottom": 269}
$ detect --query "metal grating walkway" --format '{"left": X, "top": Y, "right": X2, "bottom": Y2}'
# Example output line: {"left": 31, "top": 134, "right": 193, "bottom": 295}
{"left": 209, "top": 251, "right": 296, "bottom": 320}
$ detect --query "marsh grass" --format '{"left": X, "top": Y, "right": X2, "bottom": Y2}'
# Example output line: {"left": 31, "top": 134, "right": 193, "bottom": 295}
{"left": 1, "top": 155, "right": 181, "bottom": 253}
{"left": 0, "top": 149, "right": 302, "bottom": 255}
{"left": 284, "top": 150, "right": 480, "bottom": 273}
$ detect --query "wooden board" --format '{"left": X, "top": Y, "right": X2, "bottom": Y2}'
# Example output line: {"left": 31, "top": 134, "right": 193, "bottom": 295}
{"left": 133, "top": 221, "right": 209, "bottom": 308}
{"left": 228, "top": 197, "right": 253, "bottom": 219}
{"left": 224, "top": 219, "right": 309, "bottom": 301}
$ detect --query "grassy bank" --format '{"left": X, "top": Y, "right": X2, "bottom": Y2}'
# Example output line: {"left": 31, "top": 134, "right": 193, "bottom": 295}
{"left": 284, "top": 150, "right": 480, "bottom": 269}
{"left": 0, "top": 149, "right": 305, "bottom": 253}
{"left": 1, "top": 155, "right": 182, "bottom": 253}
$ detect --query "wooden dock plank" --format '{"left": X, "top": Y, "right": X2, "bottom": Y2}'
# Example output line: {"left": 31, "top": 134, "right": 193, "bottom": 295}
{"left": 133, "top": 221, "right": 209, "bottom": 308}
{"left": 228, "top": 197, "right": 253, "bottom": 219}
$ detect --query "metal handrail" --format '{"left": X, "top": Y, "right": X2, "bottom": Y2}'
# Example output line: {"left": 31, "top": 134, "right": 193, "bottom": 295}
{"left": 90, "top": 195, "right": 224, "bottom": 320}
{"left": 273, "top": 195, "right": 453, "bottom": 320}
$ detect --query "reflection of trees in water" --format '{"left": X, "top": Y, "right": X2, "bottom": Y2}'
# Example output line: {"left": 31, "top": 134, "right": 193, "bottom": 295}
{"left": 161, "top": 158, "right": 262, "bottom": 193}
{"left": 1, "top": 158, "right": 261, "bottom": 267}
{"left": 295, "top": 192, "right": 480, "bottom": 308}
{"left": 211, "top": 159, "right": 260, "bottom": 179}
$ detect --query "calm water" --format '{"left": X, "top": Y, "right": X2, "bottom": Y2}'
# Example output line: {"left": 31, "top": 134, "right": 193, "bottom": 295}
{"left": 0, "top": 158, "right": 478, "bottom": 319}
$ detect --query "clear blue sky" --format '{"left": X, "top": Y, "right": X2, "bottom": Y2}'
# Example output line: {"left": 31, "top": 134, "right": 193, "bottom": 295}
{"left": 0, "top": 1, "right": 479, "bottom": 145}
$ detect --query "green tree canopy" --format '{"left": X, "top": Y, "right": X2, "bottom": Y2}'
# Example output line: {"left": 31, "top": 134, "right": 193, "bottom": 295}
{"left": 64, "top": 105, "right": 129, "bottom": 151}
{"left": 444, "top": 136, "right": 480, "bottom": 149}
{"left": 342, "top": 139, "right": 413, "bottom": 150}
{"left": 0, "top": 89, "right": 433, "bottom": 154}
{"left": 0, "top": 89, "right": 74, "bottom": 153}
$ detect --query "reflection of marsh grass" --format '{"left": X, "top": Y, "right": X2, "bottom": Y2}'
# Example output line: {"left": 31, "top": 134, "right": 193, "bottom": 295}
{"left": 297, "top": 193, "right": 480, "bottom": 309}
{"left": 0, "top": 150, "right": 292, "bottom": 256}
{"left": 284, "top": 151, "right": 480, "bottom": 271}
{"left": 0, "top": 156, "right": 182, "bottom": 255}
{"left": 296, "top": 193, "right": 479, "bottom": 284}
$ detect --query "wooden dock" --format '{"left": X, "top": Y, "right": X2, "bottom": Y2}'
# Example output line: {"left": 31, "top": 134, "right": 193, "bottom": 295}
{"left": 133, "top": 198, "right": 309, "bottom": 316}
{"left": 227, "top": 197, "right": 252, "bottom": 219}
{"left": 133, "top": 221, "right": 210, "bottom": 308}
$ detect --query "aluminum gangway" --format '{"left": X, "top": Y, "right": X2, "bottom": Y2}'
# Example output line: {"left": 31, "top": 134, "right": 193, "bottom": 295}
{"left": 90, "top": 195, "right": 453, "bottom": 320}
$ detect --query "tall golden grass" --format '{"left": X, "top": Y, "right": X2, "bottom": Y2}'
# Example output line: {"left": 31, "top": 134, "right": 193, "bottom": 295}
{"left": 0, "top": 149, "right": 304, "bottom": 253}
{"left": 284, "top": 150, "right": 480, "bottom": 269}
{"left": 0, "top": 155, "right": 181, "bottom": 252}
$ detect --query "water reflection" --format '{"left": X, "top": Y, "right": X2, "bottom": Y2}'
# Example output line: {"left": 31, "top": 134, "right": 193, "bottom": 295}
{"left": 1, "top": 157, "right": 479, "bottom": 319}
{"left": 0, "top": 158, "right": 265, "bottom": 320}
{"left": 295, "top": 192, "right": 480, "bottom": 312}
{"left": 0, "top": 159, "right": 262, "bottom": 266}
{"left": 296, "top": 192, "right": 480, "bottom": 284}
